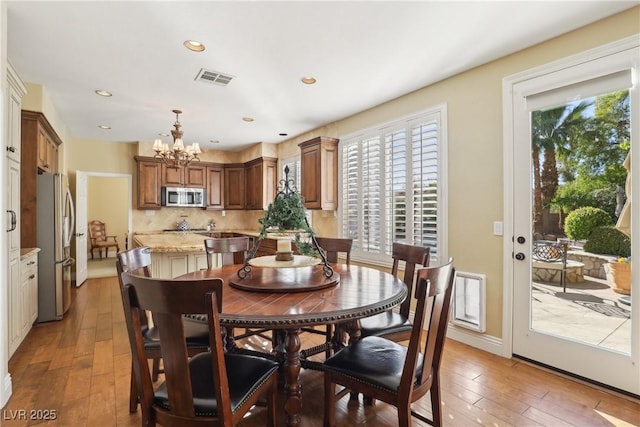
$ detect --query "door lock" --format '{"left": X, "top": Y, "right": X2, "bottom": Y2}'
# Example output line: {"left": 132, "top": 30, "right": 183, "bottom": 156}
{"left": 515, "top": 252, "right": 525, "bottom": 261}
{"left": 517, "top": 236, "right": 526, "bottom": 244}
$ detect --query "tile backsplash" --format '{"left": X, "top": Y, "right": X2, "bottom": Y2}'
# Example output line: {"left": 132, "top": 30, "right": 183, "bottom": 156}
{"left": 132, "top": 208, "right": 264, "bottom": 233}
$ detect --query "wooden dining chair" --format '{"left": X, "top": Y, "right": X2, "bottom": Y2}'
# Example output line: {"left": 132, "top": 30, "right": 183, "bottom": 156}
{"left": 359, "top": 242, "right": 431, "bottom": 342}
{"left": 323, "top": 259, "right": 455, "bottom": 427}
{"left": 300, "top": 237, "right": 353, "bottom": 360}
{"left": 204, "top": 236, "right": 250, "bottom": 269}
{"left": 116, "top": 247, "right": 210, "bottom": 414}
{"left": 120, "top": 272, "right": 279, "bottom": 427}
{"left": 203, "top": 236, "right": 270, "bottom": 345}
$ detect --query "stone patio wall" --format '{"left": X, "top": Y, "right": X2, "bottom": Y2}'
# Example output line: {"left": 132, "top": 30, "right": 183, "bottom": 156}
{"left": 567, "top": 250, "right": 614, "bottom": 279}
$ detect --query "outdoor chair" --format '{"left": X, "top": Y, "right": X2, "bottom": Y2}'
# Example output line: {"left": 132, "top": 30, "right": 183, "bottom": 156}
{"left": 323, "top": 259, "right": 455, "bottom": 427}
{"left": 532, "top": 240, "right": 568, "bottom": 292}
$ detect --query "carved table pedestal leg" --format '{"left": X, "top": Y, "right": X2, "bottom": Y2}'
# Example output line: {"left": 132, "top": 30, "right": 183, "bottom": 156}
{"left": 284, "top": 328, "right": 302, "bottom": 427}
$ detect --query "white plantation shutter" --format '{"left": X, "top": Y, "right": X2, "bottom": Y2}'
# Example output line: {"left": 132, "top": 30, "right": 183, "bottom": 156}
{"left": 341, "top": 109, "right": 444, "bottom": 262}
{"left": 280, "top": 157, "right": 301, "bottom": 193}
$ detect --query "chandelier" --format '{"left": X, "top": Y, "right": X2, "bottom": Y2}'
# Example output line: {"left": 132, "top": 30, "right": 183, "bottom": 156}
{"left": 152, "top": 109, "right": 201, "bottom": 167}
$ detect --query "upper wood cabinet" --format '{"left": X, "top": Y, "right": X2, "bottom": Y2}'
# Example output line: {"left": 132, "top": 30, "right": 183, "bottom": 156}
{"left": 245, "top": 157, "right": 277, "bottom": 210}
{"left": 162, "top": 163, "right": 206, "bottom": 187}
{"left": 206, "top": 165, "right": 225, "bottom": 210}
{"left": 21, "top": 110, "right": 63, "bottom": 247}
{"left": 224, "top": 164, "right": 245, "bottom": 210}
{"left": 299, "top": 136, "right": 339, "bottom": 210}
{"left": 136, "top": 156, "right": 162, "bottom": 209}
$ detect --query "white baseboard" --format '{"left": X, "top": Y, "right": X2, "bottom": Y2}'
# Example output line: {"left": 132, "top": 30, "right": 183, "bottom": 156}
{"left": 446, "top": 323, "right": 505, "bottom": 357}
{"left": 1, "top": 373, "right": 12, "bottom": 408}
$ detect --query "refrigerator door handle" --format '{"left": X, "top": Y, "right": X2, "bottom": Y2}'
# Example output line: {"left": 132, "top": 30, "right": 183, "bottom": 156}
{"left": 65, "top": 186, "right": 75, "bottom": 247}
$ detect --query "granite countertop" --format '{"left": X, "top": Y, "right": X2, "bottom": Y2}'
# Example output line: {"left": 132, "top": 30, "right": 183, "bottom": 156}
{"left": 133, "top": 229, "right": 261, "bottom": 253}
{"left": 20, "top": 247, "right": 41, "bottom": 259}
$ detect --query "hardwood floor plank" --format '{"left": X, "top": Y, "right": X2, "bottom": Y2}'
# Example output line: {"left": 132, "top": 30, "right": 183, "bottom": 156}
{"left": 3, "top": 276, "right": 638, "bottom": 427}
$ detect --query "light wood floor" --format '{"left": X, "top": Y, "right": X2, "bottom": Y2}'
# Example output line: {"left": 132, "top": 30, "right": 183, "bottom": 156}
{"left": 4, "top": 276, "right": 639, "bottom": 427}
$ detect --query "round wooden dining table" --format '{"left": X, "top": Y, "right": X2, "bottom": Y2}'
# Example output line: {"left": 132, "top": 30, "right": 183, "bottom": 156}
{"left": 179, "top": 262, "right": 407, "bottom": 427}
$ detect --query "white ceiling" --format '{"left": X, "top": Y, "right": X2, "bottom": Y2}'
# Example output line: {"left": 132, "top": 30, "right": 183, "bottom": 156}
{"left": 6, "top": 1, "right": 637, "bottom": 152}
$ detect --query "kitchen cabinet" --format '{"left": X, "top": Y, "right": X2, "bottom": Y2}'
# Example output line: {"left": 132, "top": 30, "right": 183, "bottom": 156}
{"left": 206, "top": 165, "right": 225, "bottom": 210}
{"left": 298, "top": 136, "right": 339, "bottom": 210}
{"left": 20, "top": 110, "right": 63, "bottom": 247}
{"left": 162, "top": 163, "right": 206, "bottom": 187}
{"left": 9, "top": 250, "right": 38, "bottom": 358}
{"left": 224, "top": 164, "right": 245, "bottom": 210}
{"left": 136, "top": 156, "right": 162, "bottom": 209}
{"left": 245, "top": 157, "right": 277, "bottom": 210}
{"left": 6, "top": 64, "right": 27, "bottom": 360}
{"left": 149, "top": 252, "right": 209, "bottom": 279}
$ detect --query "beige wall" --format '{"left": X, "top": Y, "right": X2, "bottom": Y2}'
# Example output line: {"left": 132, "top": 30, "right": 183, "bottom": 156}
{"left": 23, "top": 7, "right": 640, "bottom": 339}
{"left": 276, "top": 7, "right": 640, "bottom": 338}
{"left": 88, "top": 176, "right": 128, "bottom": 256}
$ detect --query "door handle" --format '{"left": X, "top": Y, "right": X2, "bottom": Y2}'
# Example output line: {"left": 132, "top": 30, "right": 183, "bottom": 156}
{"left": 76, "top": 232, "right": 85, "bottom": 237}
{"left": 514, "top": 252, "right": 526, "bottom": 261}
{"left": 6, "top": 210, "right": 16, "bottom": 232}
{"left": 6, "top": 146, "right": 16, "bottom": 153}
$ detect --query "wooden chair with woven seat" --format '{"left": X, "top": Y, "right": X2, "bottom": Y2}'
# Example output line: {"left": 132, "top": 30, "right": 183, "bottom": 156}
{"left": 358, "top": 242, "right": 430, "bottom": 342}
{"left": 300, "top": 237, "right": 353, "bottom": 360}
{"left": 88, "top": 220, "right": 120, "bottom": 259}
{"left": 323, "top": 259, "right": 455, "bottom": 427}
{"left": 120, "top": 272, "right": 279, "bottom": 427}
{"left": 116, "top": 247, "right": 210, "bottom": 414}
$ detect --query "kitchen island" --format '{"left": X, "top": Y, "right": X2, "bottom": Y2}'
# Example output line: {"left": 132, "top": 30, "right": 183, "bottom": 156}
{"left": 132, "top": 230, "right": 260, "bottom": 278}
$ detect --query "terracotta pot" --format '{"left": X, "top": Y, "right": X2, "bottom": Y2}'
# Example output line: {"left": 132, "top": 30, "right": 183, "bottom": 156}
{"left": 607, "top": 261, "right": 631, "bottom": 295}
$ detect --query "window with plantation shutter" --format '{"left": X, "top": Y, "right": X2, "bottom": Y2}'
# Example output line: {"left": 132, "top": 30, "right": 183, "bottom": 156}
{"left": 340, "top": 108, "right": 445, "bottom": 264}
{"left": 280, "top": 156, "right": 301, "bottom": 193}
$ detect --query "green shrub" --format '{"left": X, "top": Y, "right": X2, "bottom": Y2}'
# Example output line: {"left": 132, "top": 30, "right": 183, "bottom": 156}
{"left": 564, "top": 207, "right": 613, "bottom": 240}
{"left": 584, "top": 226, "right": 631, "bottom": 257}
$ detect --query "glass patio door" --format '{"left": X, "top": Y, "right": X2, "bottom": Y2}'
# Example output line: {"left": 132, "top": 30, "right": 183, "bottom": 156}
{"left": 511, "top": 44, "right": 639, "bottom": 395}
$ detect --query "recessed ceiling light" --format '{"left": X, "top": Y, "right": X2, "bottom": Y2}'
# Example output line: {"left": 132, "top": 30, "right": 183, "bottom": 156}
{"left": 98, "top": 125, "right": 111, "bottom": 130}
{"left": 159, "top": 133, "right": 170, "bottom": 137}
{"left": 242, "top": 117, "right": 254, "bottom": 122}
{"left": 184, "top": 40, "right": 205, "bottom": 52}
{"left": 95, "top": 89, "right": 112, "bottom": 97}
{"left": 210, "top": 140, "right": 220, "bottom": 144}
{"left": 301, "top": 76, "right": 317, "bottom": 85}
{"left": 279, "top": 133, "right": 288, "bottom": 137}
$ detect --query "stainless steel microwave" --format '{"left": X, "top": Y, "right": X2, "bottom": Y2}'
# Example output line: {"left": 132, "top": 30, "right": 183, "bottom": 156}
{"left": 161, "top": 187, "right": 205, "bottom": 207}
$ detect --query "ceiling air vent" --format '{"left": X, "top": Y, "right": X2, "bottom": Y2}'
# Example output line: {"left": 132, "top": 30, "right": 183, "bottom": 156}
{"left": 195, "top": 69, "right": 234, "bottom": 86}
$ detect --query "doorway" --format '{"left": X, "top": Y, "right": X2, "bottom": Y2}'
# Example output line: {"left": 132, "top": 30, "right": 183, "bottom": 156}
{"left": 504, "top": 37, "right": 639, "bottom": 395}
{"left": 75, "top": 171, "right": 132, "bottom": 285}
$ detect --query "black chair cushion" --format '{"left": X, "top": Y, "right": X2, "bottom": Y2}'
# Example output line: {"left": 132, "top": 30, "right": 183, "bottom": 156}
{"left": 323, "top": 336, "right": 423, "bottom": 393}
{"left": 359, "top": 311, "right": 411, "bottom": 338}
{"left": 143, "top": 317, "right": 210, "bottom": 351}
{"left": 154, "top": 352, "right": 278, "bottom": 416}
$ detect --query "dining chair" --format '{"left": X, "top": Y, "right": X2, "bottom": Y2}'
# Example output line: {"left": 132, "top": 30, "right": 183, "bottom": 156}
{"left": 204, "top": 236, "right": 251, "bottom": 268}
{"left": 120, "top": 272, "right": 279, "bottom": 427}
{"left": 88, "top": 219, "right": 120, "bottom": 259}
{"left": 300, "top": 237, "right": 353, "bottom": 360}
{"left": 323, "top": 259, "right": 455, "bottom": 427}
{"left": 203, "top": 236, "right": 270, "bottom": 345}
{"left": 359, "top": 242, "right": 431, "bottom": 342}
{"left": 116, "top": 247, "right": 210, "bottom": 414}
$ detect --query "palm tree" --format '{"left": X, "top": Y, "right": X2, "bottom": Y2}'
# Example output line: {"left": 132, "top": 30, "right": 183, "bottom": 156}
{"left": 531, "top": 101, "right": 590, "bottom": 235}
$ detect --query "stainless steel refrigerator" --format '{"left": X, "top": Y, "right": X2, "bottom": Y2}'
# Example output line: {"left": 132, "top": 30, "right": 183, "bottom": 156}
{"left": 37, "top": 172, "right": 75, "bottom": 322}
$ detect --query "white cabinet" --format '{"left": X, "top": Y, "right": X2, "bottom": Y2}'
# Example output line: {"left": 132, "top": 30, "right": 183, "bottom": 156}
{"left": 6, "top": 64, "right": 27, "bottom": 359}
{"left": 150, "top": 252, "right": 210, "bottom": 279}
{"left": 7, "top": 256, "right": 22, "bottom": 357}
{"left": 8, "top": 251, "right": 38, "bottom": 358}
